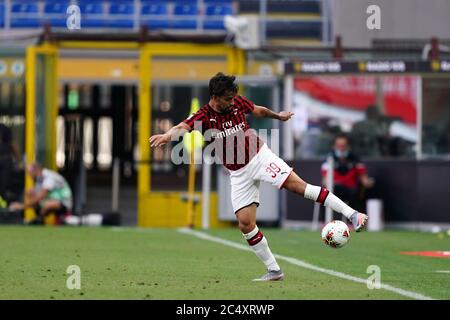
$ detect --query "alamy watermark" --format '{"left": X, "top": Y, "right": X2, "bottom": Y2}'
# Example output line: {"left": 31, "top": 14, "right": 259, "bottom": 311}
{"left": 66, "top": 265, "right": 81, "bottom": 290}
{"left": 66, "top": 5, "right": 81, "bottom": 30}
{"left": 366, "top": 5, "right": 381, "bottom": 30}
{"left": 366, "top": 265, "right": 381, "bottom": 289}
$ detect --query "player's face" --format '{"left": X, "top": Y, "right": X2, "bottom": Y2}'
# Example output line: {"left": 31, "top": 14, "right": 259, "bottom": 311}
{"left": 215, "top": 92, "right": 235, "bottom": 112}
{"left": 334, "top": 138, "right": 349, "bottom": 152}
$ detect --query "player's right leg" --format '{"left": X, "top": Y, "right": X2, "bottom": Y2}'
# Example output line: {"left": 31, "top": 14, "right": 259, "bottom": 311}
{"left": 235, "top": 204, "right": 284, "bottom": 281}
{"left": 39, "top": 199, "right": 63, "bottom": 217}
{"left": 281, "top": 171, "right": 368, "bottom": 232}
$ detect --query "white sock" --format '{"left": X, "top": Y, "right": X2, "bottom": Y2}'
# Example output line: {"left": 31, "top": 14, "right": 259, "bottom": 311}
{"left": 243, "top": 226, "right": 280, "bottom": 272}
{"left": 304, "top": 184, "right": 355, "bottom": 219}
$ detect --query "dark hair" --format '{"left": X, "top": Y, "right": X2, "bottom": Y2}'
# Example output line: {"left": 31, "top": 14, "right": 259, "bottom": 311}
{"left": 209, "top": 72, "right": 238, "bottom": 97}
{"left": 333, "top": 132, "right": 349, "bottom": 144}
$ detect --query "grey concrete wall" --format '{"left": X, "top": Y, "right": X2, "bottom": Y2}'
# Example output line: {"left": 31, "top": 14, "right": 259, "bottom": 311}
{"left": 332, "top": 0, "right": 450, "bottom": 47}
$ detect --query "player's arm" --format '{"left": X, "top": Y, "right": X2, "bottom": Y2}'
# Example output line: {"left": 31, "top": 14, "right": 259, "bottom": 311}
{"left": 8, "top": 187, "right": 49, "bottom": 211}
{"left": 252, "top": 105, "right": 294, "bottom": 121}
{"left": 149, "top": 122, "right": 191, "bottom": 148}
{"left": 354, "top": 161, "right": 374, "bottom": 188}
{"left": 25, "top": 189, "right": 48, "bottom": 207}
{"left": 359, "top": 173, "right": 375, "bottom": 188}
{"left": 10, "top": 189, "right": 49, "bottom": 210}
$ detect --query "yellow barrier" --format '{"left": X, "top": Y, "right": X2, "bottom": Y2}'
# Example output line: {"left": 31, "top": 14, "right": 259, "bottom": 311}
{"left": 139, "top": 192, "right": 232, "bottom": 228}
{"left": 25, "top": 40, "right": 245, "bottom": 228}
{"left": 137, "top": 42, "right": 245, "bottom": 227}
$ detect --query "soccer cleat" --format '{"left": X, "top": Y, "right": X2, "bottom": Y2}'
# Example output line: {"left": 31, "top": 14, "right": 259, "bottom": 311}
{"left": 252, "top": 269, "right": 284, "bottom": 282}
{"left": 350, "top": 212, "right": 368, "bottom": 232}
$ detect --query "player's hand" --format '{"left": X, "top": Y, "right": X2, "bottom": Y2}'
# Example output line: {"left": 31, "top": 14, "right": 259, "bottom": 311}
{"left": 149, "top": 133, "right": 171, "bottom": 147}
{"left": 363, "top": 177, "right": 375, "bottom": 188}
{"left": 9, "top": 202, "right": 24, "bottom": 211}
{"left": 278, "top": 111, "right": 294, "bottom": 121}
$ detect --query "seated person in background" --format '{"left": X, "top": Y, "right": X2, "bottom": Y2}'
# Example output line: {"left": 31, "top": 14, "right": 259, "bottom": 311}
{"left": 321, "top": 133, "right": 374, "bottom": 212}
{"left": 9, "top": 163, "right": 72, "bottom": 223}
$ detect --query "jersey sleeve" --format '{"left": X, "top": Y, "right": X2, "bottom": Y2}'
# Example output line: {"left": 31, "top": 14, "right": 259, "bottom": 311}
{"left": 42, "top": 176, "right": 56, "bottom": 191}
{"left": 234, "top": 95, "right": 255, "bottom": 114}
{"left": 182, "top": 109, "right": 207, "bottom": 132}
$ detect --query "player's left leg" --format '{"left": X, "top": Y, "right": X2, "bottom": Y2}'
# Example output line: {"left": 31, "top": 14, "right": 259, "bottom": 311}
{"left": 281, "top": 171, "right": 367, "bottom": 232}
{"left": 236, "top": 204, "right": 284, "bottom": 281}
{"left": 256, "top": 145, "right": 367, "bottom": 231}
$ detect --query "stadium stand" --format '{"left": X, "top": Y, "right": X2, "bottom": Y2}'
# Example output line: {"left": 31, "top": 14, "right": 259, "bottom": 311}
{"left": 108, "top": 1, "right": 135, "bottom": 29}
{"left": 171, "top": 2, "right": 198, "bottom": 29}
{"left": 43, "top": 1, "right": 69, "bottom": 28}
{"left": 10, "top": 2, "right": 40, "bottom": 28}
{"left": 0, "top": 3, "right": 4, "bottom": 28}
{"left": 2, "top": 0, "right": 236, "bottom": 32}
{"left": 236, "top": 0, "right": 323, "bottom": 43}
{"left": 238, "top": 0, "right": 320, "bottom": 14}
{"left": 141, "top": 1, "right": 169, "bottom": 30}
{"left": 204, "top": 3, "right": 233, "bottom": 30}
{"left": 79, "top": 2, "right": 105, "bottom": 28}
{"left": 1, "top": 0, "right": 325, "bottom": 45}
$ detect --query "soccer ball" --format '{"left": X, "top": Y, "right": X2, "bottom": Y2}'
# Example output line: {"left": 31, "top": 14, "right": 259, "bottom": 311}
{"left": 321, "top": 220, "right": 350, "bottom": 248}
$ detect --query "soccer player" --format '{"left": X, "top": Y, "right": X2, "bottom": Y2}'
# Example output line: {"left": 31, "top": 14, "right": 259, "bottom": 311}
{"left": 149, "top": 73, "right": 368, "bottom": 281}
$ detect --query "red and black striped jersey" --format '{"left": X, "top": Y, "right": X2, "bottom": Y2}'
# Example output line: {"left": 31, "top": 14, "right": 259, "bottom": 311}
{"left": 182, "top": 95, "right": 264, "bottom": 171}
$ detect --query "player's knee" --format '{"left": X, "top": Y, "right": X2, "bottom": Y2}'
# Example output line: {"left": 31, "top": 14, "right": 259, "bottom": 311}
{"left": 239, "top": 221, "right": 255, "bottom": 234}
{"left": 286, "top": 179, "right": 307, "bottom": 195}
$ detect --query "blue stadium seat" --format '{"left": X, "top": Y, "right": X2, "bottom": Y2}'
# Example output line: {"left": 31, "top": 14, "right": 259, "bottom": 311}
{"left": 171, "top": 3, "right": 197, "bottom": 29}
{"left": 44, "top": 2, "right": 68, "bottom": 14}
{"left": 141, "top": 2, "right": 169, "bottom": 30}
{"left": 141, "top": 2, "right": 168, "bottom": 15}
{"left": 173, "top": 3, "right": 197, "bottom": 15}
{"left": 43, "top": 2, "right": 69, "bottom": 28}
{"left": 79, "top": 3, "right": 105, "bottom": 28}
{"left": 204, "top": 4, "right": 233, "bottom": 30}
{"left": 108, "top": 2, "right": 134, "bottom": 28}
{"left": 172, "top": 0, "right": 197, "bottom": 3}
{"left": 0, "top": 4, "right": 4, "bottom": 28}
{"left": 204, "top": 0, "right": 232, "bottom": 3}
{"left": 11, "top": 2, "right": 40, "bottom": 28}
{"left": 206, "top": 4, "right": 233, "bottom": 15}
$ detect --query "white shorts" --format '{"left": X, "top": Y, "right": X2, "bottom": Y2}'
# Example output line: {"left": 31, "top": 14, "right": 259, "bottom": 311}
{"left": 229, "top": 144, "right": 293, "bottom": 213}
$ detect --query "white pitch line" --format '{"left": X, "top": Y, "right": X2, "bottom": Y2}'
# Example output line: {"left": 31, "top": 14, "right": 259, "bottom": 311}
{"left": 435, "top": 270, "right": 450, "bottom": 273}
{"left": 178, "top": 228, "right": 434, "bottom": 301}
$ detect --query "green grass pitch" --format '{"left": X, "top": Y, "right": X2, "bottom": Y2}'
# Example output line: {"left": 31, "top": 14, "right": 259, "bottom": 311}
{"left": 0, "top": 226, "right": 449, "bottom": 300}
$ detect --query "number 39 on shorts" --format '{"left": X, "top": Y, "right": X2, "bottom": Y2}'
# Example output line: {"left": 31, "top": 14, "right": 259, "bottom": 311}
{"left": 266, "top": 162, "right": 281, "bottom": 178}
